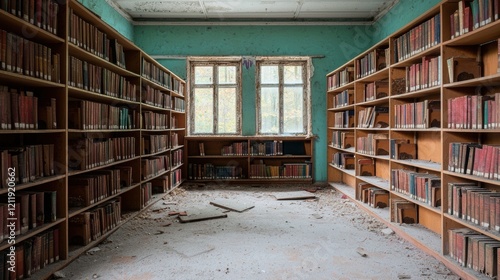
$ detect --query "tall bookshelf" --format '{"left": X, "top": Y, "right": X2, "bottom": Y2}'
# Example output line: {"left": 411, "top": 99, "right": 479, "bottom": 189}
{"left": 185, "top": 136, "right": 313, "bottom": 183}
{"left": 327, "top": 1, "right": 500, "bottom": 279}
{"left": 0, "top": 1, "right": 186, "bottom": 279}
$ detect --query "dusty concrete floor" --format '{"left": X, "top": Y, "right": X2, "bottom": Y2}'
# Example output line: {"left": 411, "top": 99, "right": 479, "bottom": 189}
{"left": 57, "top": 184, "right": 459, "bottom": 280}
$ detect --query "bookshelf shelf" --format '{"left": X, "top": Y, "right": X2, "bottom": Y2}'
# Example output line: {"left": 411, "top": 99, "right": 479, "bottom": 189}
{"left": 356, "top": 153, "right": 390, "bottom": 161}
{"left": 328, "top": 104, "right": 355, "bottom": 112}
{"left": 329, "top": 163, "right": 356, "bottom": 177}
{"left": 0, "top": 218, "right": 65, "bottom": 252}
{"left": 327, "top": 82, "right": 355, "bottom": 94}
{"left": 326, "top": 1, "right": 500, "bottom": 278}
{"left": 0, "top": 1, "right": 186, "bottom": 278}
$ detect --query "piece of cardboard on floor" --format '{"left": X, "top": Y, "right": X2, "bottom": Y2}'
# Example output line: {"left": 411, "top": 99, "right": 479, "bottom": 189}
{"left": 209, "top": 199, "right": 255, "bottom": 213}
{"left": 273, "top": 191, "right": 317, "bottom": 200}
{"left": 178, "top": 210, "right": 228, "bottom": 223}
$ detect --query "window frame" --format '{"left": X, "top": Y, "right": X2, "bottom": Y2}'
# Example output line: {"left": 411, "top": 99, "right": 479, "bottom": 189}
{"left": 187, "top": 57, "right": 242, "bottom": 136}
{"left": 256, "top": 57, "right": 311, "bottom": 136}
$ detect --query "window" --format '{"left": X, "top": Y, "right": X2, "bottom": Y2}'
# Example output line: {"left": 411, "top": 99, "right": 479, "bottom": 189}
{"left": 256, "top": 58, "right": 310, "bottom": 135}
{"left": 188, "top": 58, "right": 242, "bottom": 135}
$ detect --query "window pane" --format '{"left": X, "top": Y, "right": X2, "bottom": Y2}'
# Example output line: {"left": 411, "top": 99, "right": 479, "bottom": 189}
{"left": 193, "top": 88, "right": 214, "bottom": 133}
{"left": 283, "top": 86, "right": 304, "bottom": 133}
{"left": 284, "top": 65, "right": 303, "bottom": 84}
{"left": 218, "top": 87, "right": 237, "bottom": 133}
{"left": 194, "top": 66, "right": 213, "bottom": 85}
{"left": 218, "top": 66, "right": 236, "bottom": 85}
{"left": 260, "top": 87, "right": 279, "bottom": 134}
{"left": 260, "top": 66, "right": 279, "bottom": 84}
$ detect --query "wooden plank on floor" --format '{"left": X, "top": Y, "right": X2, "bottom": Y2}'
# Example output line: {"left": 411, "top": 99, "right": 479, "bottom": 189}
{"left": 273, "top": 191, "right": 317, "bottom": 200}
{"left": 178, "top": 210, "right": 228, "bottom": 223}
{"left": 209, "top": 199, "right": 255, "bottom": 213}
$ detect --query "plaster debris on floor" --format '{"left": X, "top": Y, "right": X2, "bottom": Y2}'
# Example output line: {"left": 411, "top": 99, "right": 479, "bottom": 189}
{"left": 58, "top": 184, "right": 460, "bottom": 280}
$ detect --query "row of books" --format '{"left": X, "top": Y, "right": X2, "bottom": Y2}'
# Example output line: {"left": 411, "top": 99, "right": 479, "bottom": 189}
{"left": 450, "top": 0, "right": 500, "bottom": 39}
{"left": 221, "top": 142, "right": 248, "bottom": 156}
{"left": 172, "top": 149, "right": 183, "bottom": 167}
{"left": 151, "top": 175, "right": 170, "bottom": 194}
{"left": 356, "top": 133, "right": 389, "bottom": 156}
{"left": 250, "top": 141, "right": 283, "bottom": 156}
{"left": 447, "top": 94, "right": 500, "bottom": 129}
{"left": 188, "top": 163, "right": 243, "bottom": 180}
{"left": 363, "top": 80, "right": 388, "bottom": 102}
{"left": 173, "top": 97, "right": 185, "bottom": 112}
{"left": 68, "top": 167, "right": 131, "bottom": 208}
{"left": 393, "top": 13, "right": 441, "bottom": 62}
{"left": 331, "top": 152, "right": 354, "bottom": 170}
{"left": 447, "top": 183, "right": 500, "bottom": 231}
{"left": 391, "top": 199, "right": 418, "bottom": 224}
{"left": 68, "top": 137, "right": 136, "bottom": 171}
{"left": 448, "top": 142, "right": 500, "bottom": 180}
{"left": 142, "top": 58, "right": 172, "bottom": 89}
{"left": 0, "top": 87, "right": 57, "bottom": 130}
{"left": 171, "top": 115, "right": 179, "bottom": 129}
{"left": 356, "top": 184, "right": 389, "bottom": 209}
{"left": 332, "top": 89, "right": 353, "bottom": 108}
{"left": 357, "top": 106, "right": 389, "bottom": 128}
{"left": 333, "top": 110, "right": 354, "bottom": 128}
{"left": 172, "top": 77, "right": 185, "bottom": 95}
{"left": 391, "top": 169, "right": 441, "bottom": 207}
{"left": 390, "top": 139, "right": 417, "bottom": 160}
{"left": 142, "top": 135, "right": 169, "bottom": 155}
{"left": 141, "top": 155, "right": 169, "bottom": 180}
{"left": 394, "top": 100, "right": 441, "bottom": 129}
{"left": 330, "top": 131, "right": 354, "bottom": 150}
{"left": 69, "top": 8, "right": 127, "bottom": 68}
{"left": 142, "top": 111, "right": 168, "bottom": 130}
{"left": 0, "top": 227, "right": 60, "bottom": 280}
{"left": 0, "top": 29, "right": 60, "bottom": 82}
{"left": 1, "top": 0, "right": 60, "bottom": 35}
{"left": 249, "top": 162, "right": 312, "bottom": 179}
{"left": 0, "top": 190, "right": 56, "bottom": 239}
{"left": 141, "top": 183, "right": 153, "bottom": 208}
{"left": 142, "top": 84, "right": 171, "bottom": 109}
{"left": 1, "top": 144, "right": 55, "bottom": 188}
{"left": 68, "top": 199, "right": 121, "bottom": 246}
{"left": 171, "top": 133, "right": 180, "bottom": 147}
{"left": 171, "top": 169, "right": 182, "bottom": 187}
{"left": 355, "top": 48, "right": 388, "bottom": 79}
{"left": 69, "top": 56, "right": 137, "bottom": 101}
{"left": 449, "top": 228, "right": 500, "bottom": 277}
{"left": 327, "top": 67, "right": 354, "bottom": 90}
{"left": 68, "top": 100, "right": 137, "bottom": 130}
{"left": 405, "top": 55, "right": 442, "bottom": 92}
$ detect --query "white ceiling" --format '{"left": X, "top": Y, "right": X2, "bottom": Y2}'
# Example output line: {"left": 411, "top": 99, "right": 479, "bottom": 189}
{"left": 111, "top": 0, "right": 398, "bottom": 22}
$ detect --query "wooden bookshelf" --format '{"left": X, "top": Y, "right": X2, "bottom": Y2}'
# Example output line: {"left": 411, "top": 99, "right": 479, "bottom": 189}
{"left": 185, "top": 136, "right": 313, "bottom": 182}
{"left": 327, "top": 1, "right": 500, "bottom": 279}
{"left": 0, "top": 1, "right": 186, "bottom": 279}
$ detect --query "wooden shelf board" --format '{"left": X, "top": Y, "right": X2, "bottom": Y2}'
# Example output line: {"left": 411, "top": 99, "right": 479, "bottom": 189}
{"left": 357, "top": 176, "right": 390, "bottom": 190}
{"left": 391, "top": 191, "right": 442, "bottom": 215}
{"left": 172, "top": 145, "right": 185, "bottom": 151}
{"left": 140, "top": 102, "right": 171, "bottom": 112}
{"left": 442, "top": 170, "right": 500, "bottom": 186}
{"left": 327, "top": 104, "right": 355, "bottom": 112}
{"left": 443, "top": 73, "right": 500, "bottom": 88}
{"left": 328, "top": 145, "right": 355, "bottom": 153}
{"left": 356, "top": 153, "right": 390, "bottom": 161}
{"left": 170, "top": 164, "right": 184, "bottom": 171}
{"left": 442, "top": 128, "right": 500, "bottom": 133}
{"left": 172, "top": 110, "right": 186, "bottom": 114}
{"left": 68, "top": 86, "right": 140, "bottom": 106}
{"left": 141, "top": 77, "right": 172, "bottom": 93}
{"left": 355, "top": 96, "right": 390, "bottom": 107}
{"left": 68, "top": 43, "right": 138, "bottom": 78}
{"left": 142, "top": 148, "right": 171, "bottom": 157}
{"left": 391, "top": 128, "right": 441, "bottom": 132}
{"left": 68, "top": 183, "right": 140, "bottom": 218}
{"left": 250, "top": 155, "right": 311, "bottom": 159}
{"left": 391, "top": 159, "right": 441, "bottom": 171}
{"left": 326, "top": 82, "right": 355, "bottom": 94}
{"left": 0, "top": 70, "right": 65, "bottom": 88}
{"left": 329, "top": 163, "right": 356, "bottom": 177}
{"left": 328, "top": 127, "right": 354, "bottom": 130}
{"left": 0, "top": 218, "right": 65, "bottom": 251}
{"left": 444, "top": 213, "right": 500, "bottom": 241}
{"left": 68, "top": 156, "right": 140, "bottom": 177}
{"left": 187, "top": 178, "right": 313, "bottom": 183}
{"left": 188, "top": 155, "right": 248, "bottom": 159}
{"left": 390, "top": 85, "right": 441, "bottom": 99}
{"left": 391, "top": 45, "right": 441, "bottom": 68}
{"left": 142, "top": 129, "right": 170, "bottom": 133}
{"left": 355, "top": 68, "right": 389, "bottom": 83}
{"left": 0, "top": 129, "right": 66, "bottom": 134}
{"left": 142, "top": 170, "right": 170, "bottom": 183}
{"left": 0, "top": 174, "right": 66, "bottom": 195}
{"left": 171, "top": 127, "right": 186, "bottom": 131}
{"left": 355, "top": 127, "right": 390, "bottom": 131}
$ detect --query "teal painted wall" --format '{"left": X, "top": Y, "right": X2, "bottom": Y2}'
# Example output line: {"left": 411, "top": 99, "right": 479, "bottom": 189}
{"left": 80, "top": 0, "right": 134, "bottom": 41}
{"left": 82, "top": 1, "right": 442, "bottom": 182}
